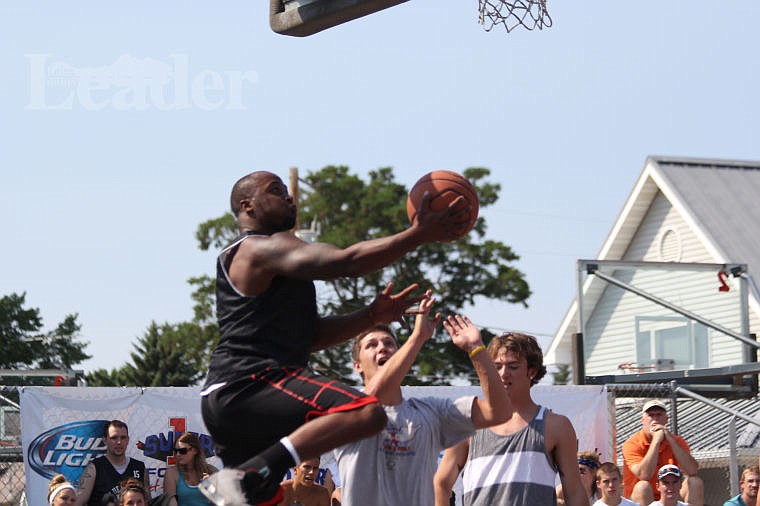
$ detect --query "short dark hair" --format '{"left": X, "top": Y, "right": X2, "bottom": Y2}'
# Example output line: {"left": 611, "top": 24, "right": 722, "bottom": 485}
{"left": 351, "top": 324, "right": 398, "bottom": 362}
{"left": 105, "top": 420, "right": 128, "bottom": 438}
{"left": 230, "top": 171, "right": 267, "bottom": 215}
{"left": 487, "top": 332, "right": 547, "bottom": 385}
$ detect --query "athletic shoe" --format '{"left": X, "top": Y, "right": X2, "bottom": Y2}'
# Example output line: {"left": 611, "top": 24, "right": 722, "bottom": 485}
{"left": 199, "top": 468, "right": 284, "bottom": 506}
{"left": 198, "top": 469, "right": 249, "bottom": 506}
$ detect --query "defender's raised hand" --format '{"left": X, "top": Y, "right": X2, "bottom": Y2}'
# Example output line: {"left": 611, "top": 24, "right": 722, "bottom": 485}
{"left": 409, "top": 290, "right": 441, "bottom": 343}
{"left": 443, "top": 314, "right": 484, "bottom": 353}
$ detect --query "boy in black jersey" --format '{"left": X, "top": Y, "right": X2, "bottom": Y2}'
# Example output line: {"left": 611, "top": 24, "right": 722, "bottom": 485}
{"left": 199, "top": 171, "right": 470, "bottom": 506}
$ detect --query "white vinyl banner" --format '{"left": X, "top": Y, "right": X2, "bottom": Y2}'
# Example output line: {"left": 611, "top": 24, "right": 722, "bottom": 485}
{"left": 402, "top": 384, "right": 612, "bottom": 458}
{"left": 21, "top": 384, "right": 610, "bottom": 505}
{"left": 21, "top": 386, "right": 219, "bottom": 506}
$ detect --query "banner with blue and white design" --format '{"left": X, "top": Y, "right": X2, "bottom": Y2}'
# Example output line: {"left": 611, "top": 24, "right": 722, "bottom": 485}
{"left": 20, "top": 386, "right": 219, "bottom": 506}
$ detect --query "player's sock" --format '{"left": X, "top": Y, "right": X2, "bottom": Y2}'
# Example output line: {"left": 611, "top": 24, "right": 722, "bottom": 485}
{"left": 241, "top": 442, "right": 295, "bottom": 494}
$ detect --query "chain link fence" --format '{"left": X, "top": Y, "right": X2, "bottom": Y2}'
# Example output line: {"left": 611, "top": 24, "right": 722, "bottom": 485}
{"left": 0, "top": 387, "right": 23, "bottom": 506}
{"left": 608, "top": 382, "right": 760, "bottom": 506}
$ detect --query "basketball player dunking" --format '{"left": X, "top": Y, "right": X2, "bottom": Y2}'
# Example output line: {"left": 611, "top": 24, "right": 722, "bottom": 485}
{"left": 199, "top": 171, "right": 469, "bottom": 505}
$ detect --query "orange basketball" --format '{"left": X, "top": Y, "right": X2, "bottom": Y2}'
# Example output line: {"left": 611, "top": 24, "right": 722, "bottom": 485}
{"left": 406, "top": 170, "right": 479, "bottom": 239}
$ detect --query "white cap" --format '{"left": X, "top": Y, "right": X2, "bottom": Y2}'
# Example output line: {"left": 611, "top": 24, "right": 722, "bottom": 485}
{"left": 642, "top": 399, "right": 667, "bottom": 414}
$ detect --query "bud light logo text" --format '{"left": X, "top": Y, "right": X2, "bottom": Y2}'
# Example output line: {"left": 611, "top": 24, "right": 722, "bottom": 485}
{"left": 28, "top": 420, "right": 109, "bottom": 482}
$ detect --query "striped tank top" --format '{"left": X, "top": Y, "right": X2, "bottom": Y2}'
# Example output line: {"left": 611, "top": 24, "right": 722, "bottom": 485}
{"left": 461, "top": 405, "right": 557, "bottom": 505}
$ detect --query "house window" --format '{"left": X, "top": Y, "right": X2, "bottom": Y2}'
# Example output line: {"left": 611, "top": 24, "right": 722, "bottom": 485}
{"left": 635, "top": 316, "right": 708, "bottom": 369}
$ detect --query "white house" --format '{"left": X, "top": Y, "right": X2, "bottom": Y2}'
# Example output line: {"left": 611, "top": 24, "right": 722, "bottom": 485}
{"left": 545, "top": 156, "right": 760, "bottom": 381}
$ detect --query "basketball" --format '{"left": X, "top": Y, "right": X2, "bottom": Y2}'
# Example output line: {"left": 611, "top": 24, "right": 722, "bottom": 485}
{"left": 406, "top": 170, "right": 479, "bottom": 239}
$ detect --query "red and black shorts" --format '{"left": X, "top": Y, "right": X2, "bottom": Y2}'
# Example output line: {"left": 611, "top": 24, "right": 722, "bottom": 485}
{"left": 201, "top": 363, "right": 376, "bottom": 467}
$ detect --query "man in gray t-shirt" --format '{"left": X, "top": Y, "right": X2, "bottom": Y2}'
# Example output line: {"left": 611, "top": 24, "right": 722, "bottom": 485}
{"left": 333, "top": 292, "right": 512, "bottom": 506}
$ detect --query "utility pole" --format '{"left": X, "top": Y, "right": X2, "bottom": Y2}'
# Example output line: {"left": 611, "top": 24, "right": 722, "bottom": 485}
{"left": 289, "top": 167, "right": 299, "bottom": 232}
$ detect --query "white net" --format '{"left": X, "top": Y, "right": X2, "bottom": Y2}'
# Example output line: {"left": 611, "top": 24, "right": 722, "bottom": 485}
{"left": 478, "top": 0, "right": 552, "bottom": 33}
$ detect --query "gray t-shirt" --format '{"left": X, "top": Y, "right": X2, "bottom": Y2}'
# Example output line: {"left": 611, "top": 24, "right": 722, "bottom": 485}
{"left": 333, "top": 395, "right": 475, "bottom": 506}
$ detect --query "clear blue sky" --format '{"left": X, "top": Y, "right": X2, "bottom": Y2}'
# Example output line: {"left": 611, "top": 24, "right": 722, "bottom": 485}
{"left": 2, "top": 1, "right": 759, "bottom": 373}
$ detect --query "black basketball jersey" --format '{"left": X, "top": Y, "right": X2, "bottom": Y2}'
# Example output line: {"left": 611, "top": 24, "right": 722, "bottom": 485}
{"left": 204, "top": 233, "right": 319, "bottom": 386}
{"left": 88, "top": 456, "right": 146, "bottom": 506}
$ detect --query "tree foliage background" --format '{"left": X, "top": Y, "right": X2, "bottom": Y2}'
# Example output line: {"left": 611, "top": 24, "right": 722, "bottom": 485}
{"left": 0, "top": 292, "right": 90, "bottom": 386}
{"left": 192, "top": 166, "right": 531, "bottom": 385}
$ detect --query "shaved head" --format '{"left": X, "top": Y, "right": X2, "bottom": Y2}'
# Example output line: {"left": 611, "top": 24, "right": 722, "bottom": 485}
{"left": 230, "top": 171, "right": 273, "bottom": 215}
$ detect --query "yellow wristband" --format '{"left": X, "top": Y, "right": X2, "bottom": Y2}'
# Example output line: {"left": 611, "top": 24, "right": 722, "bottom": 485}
{"left": 468, "top": 344, "right": 486, "bottom": 359}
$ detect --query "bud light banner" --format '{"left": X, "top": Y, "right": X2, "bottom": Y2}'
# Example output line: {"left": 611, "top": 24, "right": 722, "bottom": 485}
{"left": 27, "top": 419, "right": 110, "bottom": 478}
{"left": 21, "top": 386, "right": 220, "bottom": 506}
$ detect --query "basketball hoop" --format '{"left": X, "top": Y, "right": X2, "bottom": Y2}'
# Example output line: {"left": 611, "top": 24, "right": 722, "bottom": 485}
{"left": 617, "top": 361, "right": 656, "bottom": 374}
{"left": 478, "top": 0, "right": 552, "bottom": 33}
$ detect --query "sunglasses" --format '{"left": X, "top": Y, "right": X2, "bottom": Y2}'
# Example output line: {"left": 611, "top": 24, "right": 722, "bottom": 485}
{"left": 173, "top": 447, "right": 191, "bottom": 455}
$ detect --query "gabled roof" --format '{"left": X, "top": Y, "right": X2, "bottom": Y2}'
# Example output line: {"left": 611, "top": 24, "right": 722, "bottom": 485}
{"left": 546, "top": 156, "right": 760, "bottom": 366}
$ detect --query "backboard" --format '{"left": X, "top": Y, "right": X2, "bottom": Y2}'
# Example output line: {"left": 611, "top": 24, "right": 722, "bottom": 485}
{"left": 270, "top": 0, "right": 409, "bottom": 37}
{"left": 576, "top": 260, "right": 758, "bottom": 397}
{"left": 577, "top": 260, "right": 756, "bottom": 374}
{"left": 269, "top": 0, "right": 552, "bottom": 36}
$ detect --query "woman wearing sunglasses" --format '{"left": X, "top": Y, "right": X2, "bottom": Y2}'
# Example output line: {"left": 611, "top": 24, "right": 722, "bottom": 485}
{"left": 163, "top": 433, "right": 218, "bottom": 505}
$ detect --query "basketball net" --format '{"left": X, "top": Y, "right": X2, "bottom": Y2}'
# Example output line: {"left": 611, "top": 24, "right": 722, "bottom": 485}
{"left": 478, "top": 0, "right": 552, "bottom": 33}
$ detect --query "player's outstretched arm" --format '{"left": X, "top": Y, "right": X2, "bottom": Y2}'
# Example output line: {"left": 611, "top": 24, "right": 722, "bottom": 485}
{"left": 434, "top": 440, "right": 469, "bottom": 506}
{"left": 252, "top": 192, "right": 468, "bottom": 281}
{"left": 443, "top": 315, "right": 511, "bottom": 429}
{"left": 311, "top": 283, "right": 422, "bottom": 351}
{"left": 362, "top": 291, "right": 439, "bottom": 405}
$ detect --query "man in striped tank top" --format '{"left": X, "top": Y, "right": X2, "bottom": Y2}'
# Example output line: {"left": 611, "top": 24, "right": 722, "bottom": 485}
{"left": 434, "top": 333, "right": 586, "bottom": 506}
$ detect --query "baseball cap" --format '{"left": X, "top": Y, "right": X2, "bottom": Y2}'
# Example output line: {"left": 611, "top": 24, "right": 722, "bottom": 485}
{"left": 658, "top": 464, "right": 682, "bottom": 480}
{"left": 642, "top": 399, "right": 667, "bottom": 414}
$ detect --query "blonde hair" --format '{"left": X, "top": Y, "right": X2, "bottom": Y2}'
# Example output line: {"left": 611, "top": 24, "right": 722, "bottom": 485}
{"left": 47, "top": 474, "right": 75, "bottom": 504}
{"left": 742, "top": 465, "right": 760, "bottom": 482}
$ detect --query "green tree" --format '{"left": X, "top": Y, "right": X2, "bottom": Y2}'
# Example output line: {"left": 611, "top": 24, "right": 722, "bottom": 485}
{"left": 0, "top": 292, "right": 90, "bottom": 384}
{"left": 552, "top": 363, "right": 571, "bottom": 385}
{"left": 87, "top": 322, "right": 203, "bottom": 387}
{"left": 86, "top": 367, "right": 125, "bottom": 386}
{"left": 192, "top": 166, "right": 530, "bottom": 385}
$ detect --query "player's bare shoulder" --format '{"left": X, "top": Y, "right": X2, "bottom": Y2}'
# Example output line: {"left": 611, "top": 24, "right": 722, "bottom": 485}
{"left": 544, "top": 409, "right": 577, "bottom": 448}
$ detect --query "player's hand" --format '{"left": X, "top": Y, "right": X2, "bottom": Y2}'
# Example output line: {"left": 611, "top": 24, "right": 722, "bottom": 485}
{"left": 443, "top": 314, "right": 483, "bottom": 353}
{"left": 414, "top": 191, "right": 471, "bottom": 243}
{"left": 367, "top": 282, "right": 423, "bottom": 329}
{"left": 409, "top": 290, "right": 441, "bottom": 342}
